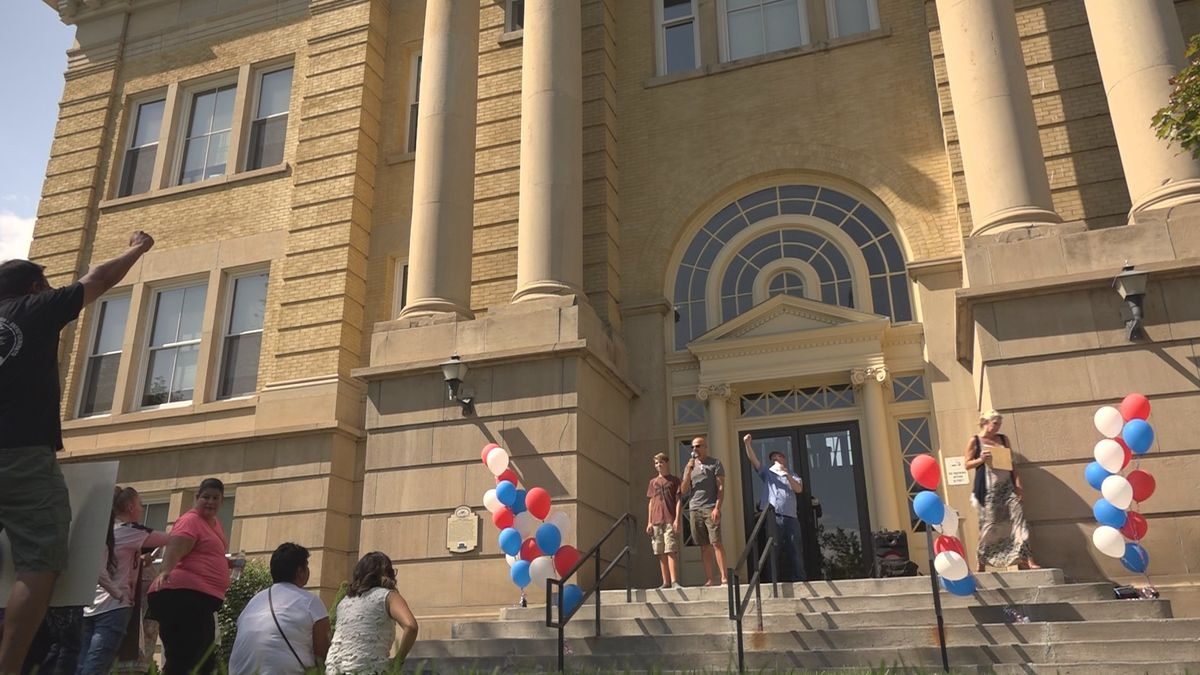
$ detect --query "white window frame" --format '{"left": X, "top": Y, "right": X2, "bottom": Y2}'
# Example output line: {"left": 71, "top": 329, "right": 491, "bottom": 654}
{"left": 137, "top": 278, "right": 209, "bottom": 410}
{"left": 655, "top": 0, "right": 700, "bottom": 75}
{"left": 392, "top": 258, "right": 409, "bottom": 318}
{"left": 504, "top": 0, "right": 525, "bottom": 35}
{"left": 825, "top": 0, "right": 879, "bottom": 39}
{"left": 172, "top": 75, "right": 239, "bottom": 187}
{"left": 717, "top": 0, "right": 811, "bottom": 63}
{"left": 405, "top": 53, "right": 423, "bottom": 154}
{"left": 243, "top": 63, "right": 294, "bottom": 171}
{"left": 77, "top": 292, "right": 131, "bottom": 418}
{"left": 117, "top": 95, "right": 167, "bottom": 198}
{"left": 214, "top": 269, "right": 268, "bottom": 401}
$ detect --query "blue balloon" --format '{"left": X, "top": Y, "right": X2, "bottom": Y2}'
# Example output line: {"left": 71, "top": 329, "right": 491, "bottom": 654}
{"left": 1123, "top": 419, "right": 1154, "bottom": 455}
{"left": 511, "top": 489, "right": 528, "bottom": 515}
{"left": 1093, "top": 498, "right": 1127, "bottom": 529}
{"left": 1121, "top": 542, "right": 1149, "bottom": 573}
{"left": 498, "top": 527, "right": 522, "bottom": 556}
{"left": 1084, "top": 461, "right": 1112, "bottom": 491}
{"left": 557, "top": 583, "right": 583, "bottom": 614}
{"left": 496, "top": 480, "right": 517, "bottom": 506}
{"left": 535, "top": 523, "right": 562, "bottom": 555}
{"left": 510, "top": 559, "right": 531, "bottom": 588}
{"left": 913, "top": 490, "right": 945, "bottom": 525}
{"left": 941, "top": 575, "right": 977, "bottom": 596}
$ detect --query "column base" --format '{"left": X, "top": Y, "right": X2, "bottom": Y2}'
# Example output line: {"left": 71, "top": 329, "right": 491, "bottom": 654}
{"left": 397, "top": 297, "right": 475, "bottom": 320}
{"left": 1131, "top": 178, "right": 1200, "bottom": 214}
{"left": 511, "top": 280, "right": 584, "bottom": 303}
{"left": 971, "top": 206, "right": 1062, "bottom": 237}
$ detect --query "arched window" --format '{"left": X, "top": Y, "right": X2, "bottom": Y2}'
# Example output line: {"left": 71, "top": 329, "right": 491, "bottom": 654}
{"left": 673, "top": 185, "right": 911, "bottom": 350}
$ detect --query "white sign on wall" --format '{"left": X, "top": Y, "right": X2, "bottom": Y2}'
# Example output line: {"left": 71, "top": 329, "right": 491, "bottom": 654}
{"left": 944, "top": 457, "right": 970, "bottom": 486}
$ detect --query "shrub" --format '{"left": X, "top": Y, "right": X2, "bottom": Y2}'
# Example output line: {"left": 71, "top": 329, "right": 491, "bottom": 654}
{"left": 216, "top": 559, "right": 272, "bottom": 666}
{"left": 328, "top": 580, "right": 350, "bottom": 635}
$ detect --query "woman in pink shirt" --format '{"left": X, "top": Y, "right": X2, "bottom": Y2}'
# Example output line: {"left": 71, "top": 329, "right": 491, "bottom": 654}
{"left": 147, "top": 478, "right": 234, "bottom": 675}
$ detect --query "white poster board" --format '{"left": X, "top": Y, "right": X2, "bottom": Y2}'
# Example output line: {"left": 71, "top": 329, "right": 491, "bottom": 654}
{"left": 1, "top": 461, "right": 119, "bottom": 608}
{"left": 944, "top": 457, "right": 970, "bottom": 486}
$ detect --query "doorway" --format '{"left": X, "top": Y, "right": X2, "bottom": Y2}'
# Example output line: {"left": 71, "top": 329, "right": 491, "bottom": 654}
{"left": 740, "top": 421, "right": 872, "bottom": 580}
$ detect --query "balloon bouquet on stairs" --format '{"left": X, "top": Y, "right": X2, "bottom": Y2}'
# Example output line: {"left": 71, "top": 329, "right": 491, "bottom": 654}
{"left": 477, "top": 443, "right": 585, "bottom": 616}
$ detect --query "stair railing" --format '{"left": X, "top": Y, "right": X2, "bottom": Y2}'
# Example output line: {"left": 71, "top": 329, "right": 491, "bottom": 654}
{"left": 726, "top": 504, "right": 778, "bottom": 673}
{"left": 545, "top": 512, "right": 636, "bottom": 672}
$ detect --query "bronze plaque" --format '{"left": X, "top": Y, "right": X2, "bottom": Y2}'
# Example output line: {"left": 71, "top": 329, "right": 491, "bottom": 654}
{"left": 447, "top": 505, "right": 479, "bottom": 554}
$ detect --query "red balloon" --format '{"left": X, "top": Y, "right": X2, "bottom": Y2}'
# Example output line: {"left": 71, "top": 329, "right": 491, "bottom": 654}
{"left": 1127, "top": 470, "right": 1156, "bottom": 502}
{"left": 933, "top": 535, "right": 966, "bottom": 557}
{"left": 492, "top": 508, "right": 514, "bottom": 530}
{"left": 525, "top": 487, "right": 552, "bottom": 520}
{"left": 1117, "top": 438, "right": 1132, "bottom": 470}
{"left": 910, "top": 455, "right": 941, "bottom": 490}
{"left": 495, "top": 468, "right": 519, "bottom": 486}
{"left": 481, "top": 443, "right": 500, "bottom": 464}
{"left": 1120, "top": 511, "right": 1149, "bottom": 540}
{"left": 520, "top": 537, "right": 542, "bottom": 562}
{"left": 554, "top": 545, "right": 581, "bottom": 577}
{"left": 1119, "top": 394, "right": 1151, "bottom": 422}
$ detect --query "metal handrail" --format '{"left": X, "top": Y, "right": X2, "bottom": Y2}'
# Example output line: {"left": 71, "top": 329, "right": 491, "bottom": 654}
{"left": 726, "top": 504, "right": 778, "bottom": 673}
{"left": 545, "top": 512, "right": 636, "bottom": 672}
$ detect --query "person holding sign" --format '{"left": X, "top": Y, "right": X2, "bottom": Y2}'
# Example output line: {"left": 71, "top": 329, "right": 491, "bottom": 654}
{"left": 964, "top": 410, "right": 1039, "bottom": 572}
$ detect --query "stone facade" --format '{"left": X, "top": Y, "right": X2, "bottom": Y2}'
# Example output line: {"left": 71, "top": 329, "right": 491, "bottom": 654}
{"left": 28, "top": 0, "right": 1200, "bottom": 617}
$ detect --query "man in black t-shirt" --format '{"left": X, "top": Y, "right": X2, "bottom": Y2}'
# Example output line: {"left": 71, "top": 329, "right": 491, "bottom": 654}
{"left": 0, "top": 230, "right": 153, "bottom": 673}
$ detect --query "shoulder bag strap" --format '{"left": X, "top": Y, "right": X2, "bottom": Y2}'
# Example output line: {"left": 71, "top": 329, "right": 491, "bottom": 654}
{"left": 269, "top": 586, "right": 307, "bottom": 670}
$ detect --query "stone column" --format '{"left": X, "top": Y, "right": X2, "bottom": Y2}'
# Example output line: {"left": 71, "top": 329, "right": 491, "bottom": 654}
{"left": 696, "top": 384, "right": 742, "bottom": 557}
{"left": 400, "top": 0, "right": 480, "bottom": 319}
{"left": 512, "top": 0, "right": 584, "bottom": 301}
{"left": 936, "top": 0, "right": 1061, "bottom": 235}
{"left": 1084, "top": 0, "right": 1200, "bottom": 212}
{"left": 852, "top": 366, "right": 904, "bottom": 532}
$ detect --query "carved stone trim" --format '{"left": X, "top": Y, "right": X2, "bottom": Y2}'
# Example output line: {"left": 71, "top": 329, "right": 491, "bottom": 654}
{"left": 696, "top": 383, "right": 732, "bottom": 401}
{"left": 850, "top": 365, "right": 889, "bottom": 388}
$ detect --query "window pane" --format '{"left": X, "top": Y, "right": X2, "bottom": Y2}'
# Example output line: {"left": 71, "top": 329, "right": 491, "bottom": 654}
{"left": 219, "top": 333, "right": 261, "bottom": 399}
{"left": 142, "top": 502, "right": 169, "bottom": 533}
{"left": 203, "top": 130, "right": 230, "bottom": 180}
{"left": 93, "top": 296, "right": 130, "bottom": 354}
{"left": 119, "top": 145, "right": 158, "bottom": 197}
{"left": 179, "top": 137, "right": 209, "bottom": 185}
{"left": 150, "top": 289, "right": 185, "bottom": 347}
{"left": 764, "top": 0, "right": 803, "bottom": 52}
{"left": 835, "top": 0, "right": 872, "bottom": 36}
{"left": 408, "top": 102, "right": 420, "bottom": 153}
{"left": 728, "top": 8, "right": 764, "bottom": 60}
{"left": 256, "top": 68, "right": 293, "bottom": 118}
{"left": 142, "top": 349, "right": 175, "bottom": 406}
{"left": 247, "top": 115, "right": 287, "bottom": 169}
{"left": 664, "top": 21, "right": 696, "bottom": 73}
{"left": 132, "top": 99, "right": 165, "bottom": 148}
{"left": 179, "top": 285, "right": 208, "bottom": 342}
{"left": 217, "top": 496, "right": 235, "bottom": 549}
{"left": 663, "top": 0, "right": 692, "bottom": 21}
{"left": 188, "top": 90, "right": 217, "bottom": 137}
{"left": 212, "top": 86, "right": 237, "bottom": 133}
{"left": 80, "top": 353, "right": 121, "bottom": 416}
{"left": 728, "top": 0, "right": 759, "bottom": 9}
{"left": 170, "top": 343, "right": 199, "bottom": 403}
{"left": 508, "top": 0, "right": 525, "bottom": 31}
{"left": 229, "top": 274, "right": 268, "bottom": 335}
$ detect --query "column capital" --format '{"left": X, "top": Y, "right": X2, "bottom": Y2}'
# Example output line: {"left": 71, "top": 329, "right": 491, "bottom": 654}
{"left": 696, "top": 383, "right": 733, "bottom": 402}
{"left": 851, "top": 366, "right": 888, "bottom": 388}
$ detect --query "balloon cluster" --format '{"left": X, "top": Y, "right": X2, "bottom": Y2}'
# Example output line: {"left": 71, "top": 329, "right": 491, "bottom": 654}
{"left": 910, "top": 454, "right": 977, "bottom": 597}
{"left": 479, "top": 443, "right": 583, "bottom": 613}
{"left": 1088, "top": 394, "right": 1155, "bottom": 574}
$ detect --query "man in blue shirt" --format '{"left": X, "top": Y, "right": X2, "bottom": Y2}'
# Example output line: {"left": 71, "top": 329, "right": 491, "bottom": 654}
{"left": 743, "top": 433, "right": 806, "bottom": 582}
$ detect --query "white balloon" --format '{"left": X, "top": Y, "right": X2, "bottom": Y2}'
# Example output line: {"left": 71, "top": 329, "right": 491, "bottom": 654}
{"left": 934, "top": 507, "right": 960, "bottom": 536}
{"left": 545, "top": 510, "right": 571, "bottom": 533}
{"left": 529, "top": 555, "right": 559, "bottom": 591}
{"left": 485, "top": 447, "right": 510, "bottom": 476}
{"left": 514, "top": 511, "right": 539, "bottom": 539}
{"left": 1094, "top": 406, "right": 1125, "bottom": 439}
{"left": 1093, "top": 439, "right": 1125, "bottom": 473}
{"left": 934, "top": 551, "right": 969, "bottom": 581}
{"left": 1101, "top": 475, "right": 1134, "bottom": 510}
{"left": 1091, "top": 526, "right": 1126, "bottom": 558}
{"left": 483, "top": 489, "right": 502, "bottom": 514}
{"left": 505, "top": 553, "right": 519, "bottom": 567}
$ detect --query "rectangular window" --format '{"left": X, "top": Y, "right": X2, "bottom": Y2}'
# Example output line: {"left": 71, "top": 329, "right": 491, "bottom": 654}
{"left": 246, "top": 67, "right": 293, "bottom": 170}
{"left": 724, "top": 0, "right": 809, "bottom": 62}
{"left": 406, "top": 55, "right": 423, "bottom": 153}
{"left": 79, "top": 295, "right": 130, "bottom": 416}
{"left": 141, "top": 499, "right": 169, "bottom": 534}
{"left": 659, "top": 0, "right": 698, "bottom": 75}
{"left": 891, "top": 374, "right": 927, "bottom": 402}
{"left": 118, "top": 99, "right": 165, "bottom": 197}
{"left": 392, "top": 261, "right": 409, "bottom": 317}
{"left": 827, "top": 0, "right": 879, "bottom": 39}
{"left": 218, "top": 272, "right": 268, "bottom": 399}
{"left": 141, "top": 283, "right": 207, "bottom": 407}
{"left": 898, "top": 416, "right": 934, "bottom": 531}
{"left": 218, "top": 494, "right": 236, "bottom": 551}
{"left": 506, "top": 0, "right": 525, "bottom": 33}
{"left": 178, "top": 83, "right": 237, "bottom": 185}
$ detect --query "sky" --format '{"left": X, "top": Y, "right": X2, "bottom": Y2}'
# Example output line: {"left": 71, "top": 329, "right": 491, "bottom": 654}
{"left": 0, "top": 3, "right": 75, "bottom": 261}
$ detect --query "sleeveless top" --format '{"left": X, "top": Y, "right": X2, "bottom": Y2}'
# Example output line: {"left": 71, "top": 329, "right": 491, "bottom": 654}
{"left": 325, "top": 586, "right": 395, "bottom": 674}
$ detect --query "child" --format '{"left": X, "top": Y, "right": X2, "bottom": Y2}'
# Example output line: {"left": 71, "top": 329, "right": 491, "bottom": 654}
{"left": 646, "top": 452, "right": 683, "bottom": 589}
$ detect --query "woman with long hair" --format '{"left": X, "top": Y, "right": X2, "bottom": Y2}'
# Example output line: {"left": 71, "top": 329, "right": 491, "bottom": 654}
{"left": 324, "top": 552, "right": 418, "bottom": 674}
{"left": 965, "top": 411, "right": 1040, "bottom": 571}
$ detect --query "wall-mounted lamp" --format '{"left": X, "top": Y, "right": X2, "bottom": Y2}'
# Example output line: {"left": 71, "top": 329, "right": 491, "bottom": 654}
{"left": 1112, "top": 262, "right": 1149, "bottom": 342}
{"left": 440, "top": 355, "right": 474, "bottom": 415}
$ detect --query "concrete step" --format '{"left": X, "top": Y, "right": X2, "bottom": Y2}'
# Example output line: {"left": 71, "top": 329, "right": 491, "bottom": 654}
{"left": 503, "top": 582, "right": 1116, "bottom": 620}
{"left": 457, "top": 599, "right": 1173, "bottom": 638}
{"left": 410, "top": 619, "right": 1200, "bottom": 659}
{"left": 404, "top": 662, "right": 1200, "bottom": 675}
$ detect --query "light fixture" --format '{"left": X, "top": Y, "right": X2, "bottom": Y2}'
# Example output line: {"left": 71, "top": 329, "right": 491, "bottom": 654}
{"left": 440, "top": 355, "right": 474, "bottom": 414}
{"left": 1112, "top": 262, "right": 1149, "bottom": 342}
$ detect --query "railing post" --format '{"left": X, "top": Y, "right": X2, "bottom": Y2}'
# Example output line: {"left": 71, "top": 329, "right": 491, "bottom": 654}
{"left": 734, "top": 572, "right": 745, "bottom": 673}
{"left": 626, "top": 516, "right": 633, "bottom": 603}
{"left": 755, "top": 541, "right": 765, "bottom": 632}
{"left": 595, "top": 546, "right": 602, "bottom": 637}
{"left": 768, "top": 506, "right": 779, "bottom": 597}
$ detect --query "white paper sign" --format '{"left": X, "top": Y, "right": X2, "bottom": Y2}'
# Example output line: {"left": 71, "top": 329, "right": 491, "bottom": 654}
{"left": 1, "top": 461, "right": 119, "bottom": 608}
{"left": 944, "top": 457, "right": 970, "bottom": 486}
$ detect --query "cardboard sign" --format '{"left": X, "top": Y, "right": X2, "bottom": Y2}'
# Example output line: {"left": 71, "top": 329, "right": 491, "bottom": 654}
{"left": 989, "top": 445, "right": 1014, "bottom": 472}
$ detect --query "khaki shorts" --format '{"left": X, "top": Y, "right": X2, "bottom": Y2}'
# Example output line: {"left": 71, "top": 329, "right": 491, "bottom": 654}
{"left": 650, "top": 523, "right": 679, "bottom": 555}
{"left": 690, "top": 508, "right": 721, "bottom": 546}
{"left": 0, "top": 446, "right": 72, "bottom": 572}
